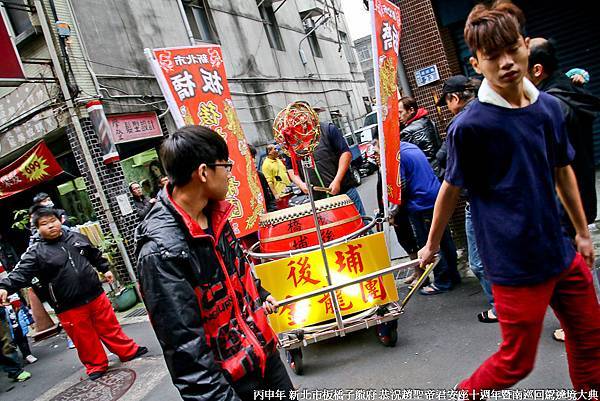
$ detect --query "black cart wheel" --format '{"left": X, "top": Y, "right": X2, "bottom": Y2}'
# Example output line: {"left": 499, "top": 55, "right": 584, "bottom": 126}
{"left": 286, "top": 349, "right": 304, "bottom": 375}
{"left": 376, "top": 320, "right": 398, "bottom": 347}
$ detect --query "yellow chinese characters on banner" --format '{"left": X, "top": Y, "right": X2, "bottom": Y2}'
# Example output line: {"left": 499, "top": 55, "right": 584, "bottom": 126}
{"left": 149, "top": 45, "right": 264, "bottom": 237}
{"left": 255, "top": 233, "right": 398, "bottom": 334}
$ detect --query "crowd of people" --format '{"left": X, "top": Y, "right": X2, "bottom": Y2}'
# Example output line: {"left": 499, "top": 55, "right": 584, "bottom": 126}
{"left": 1, "top": 0, "right": 599, "bottom": 399}
{"left": 0, "top": 192, "right": 148, "bottom": 384}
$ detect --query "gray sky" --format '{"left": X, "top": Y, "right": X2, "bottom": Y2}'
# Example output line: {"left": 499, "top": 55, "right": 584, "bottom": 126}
{"left": 340, "top": 0, "right": 371, "bottom": 42}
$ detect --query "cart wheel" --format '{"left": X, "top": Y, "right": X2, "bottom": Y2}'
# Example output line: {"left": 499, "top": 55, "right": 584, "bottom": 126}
{"left": 286, "top": 349, "right": 304, "bottom": 375}
{"left": 376, "top": 320, "right": 398, "bottom": 347}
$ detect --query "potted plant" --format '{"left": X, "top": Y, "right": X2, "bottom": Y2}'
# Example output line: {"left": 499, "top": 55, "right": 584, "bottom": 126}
{"left": 97, "top": 234, "right": 139, "bottom": 312}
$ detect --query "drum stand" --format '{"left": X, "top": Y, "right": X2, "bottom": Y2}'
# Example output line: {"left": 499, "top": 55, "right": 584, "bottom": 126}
{"left": 301, "top": 156, "right": 345, "bottom": 332}
{"left": 247, "top": 155, "right": 439, "bottom": 375}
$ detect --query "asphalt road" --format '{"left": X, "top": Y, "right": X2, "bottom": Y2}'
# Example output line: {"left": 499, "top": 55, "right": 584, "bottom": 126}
{"left": 1, "top": 174, "right": 587, "bottom": 401}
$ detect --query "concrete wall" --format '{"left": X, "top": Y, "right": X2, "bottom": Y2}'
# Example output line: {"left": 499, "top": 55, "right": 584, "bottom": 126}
{"left": 69, "top": 0, "right": 189, "bottom": 116}
{"left": 67, "top": 0, "right": 369, "bottom": 146}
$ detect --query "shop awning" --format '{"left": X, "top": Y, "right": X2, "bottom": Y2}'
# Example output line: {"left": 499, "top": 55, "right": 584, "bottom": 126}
{"left": 0, "top": 141, "right": 63, "bottom": 200}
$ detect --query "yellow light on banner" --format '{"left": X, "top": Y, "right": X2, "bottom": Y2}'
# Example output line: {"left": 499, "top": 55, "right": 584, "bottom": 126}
{"left": 293, "top": 300, "right": 311, "bottom": 325}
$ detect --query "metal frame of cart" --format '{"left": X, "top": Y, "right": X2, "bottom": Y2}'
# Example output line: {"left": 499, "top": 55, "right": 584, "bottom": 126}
{"left": 247, "top": 157, "right": 438, "bottom": 375}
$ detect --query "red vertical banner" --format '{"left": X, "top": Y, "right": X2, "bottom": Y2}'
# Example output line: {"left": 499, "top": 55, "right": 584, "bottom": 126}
{"left": 371, "top": 0, "right": 402, "bottom": 206}
{"left": 147, "top": 45, "right": 264, "bottom": 237}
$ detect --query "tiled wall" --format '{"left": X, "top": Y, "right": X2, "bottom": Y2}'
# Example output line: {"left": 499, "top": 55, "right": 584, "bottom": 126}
{"left": 66, "top": 118, "right": 140, "bottom": 284}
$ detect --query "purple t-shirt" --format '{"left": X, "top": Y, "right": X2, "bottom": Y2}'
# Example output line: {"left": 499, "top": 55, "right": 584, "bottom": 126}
{"left": 445, "top": 92, "right": 576, "bottom": 286}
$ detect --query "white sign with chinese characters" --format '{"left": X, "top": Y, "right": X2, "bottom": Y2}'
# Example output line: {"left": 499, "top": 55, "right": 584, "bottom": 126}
{"left": 414, "top": 64, "right": 440, "bottom": 87}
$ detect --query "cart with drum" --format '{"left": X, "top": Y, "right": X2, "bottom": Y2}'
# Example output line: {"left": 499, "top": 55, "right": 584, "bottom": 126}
{"left": 247, "top": 102, "right": 438, "bottom": 375}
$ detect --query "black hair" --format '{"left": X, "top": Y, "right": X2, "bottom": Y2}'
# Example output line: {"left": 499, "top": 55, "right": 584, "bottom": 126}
{"left": 247, "top": 144, "right": 257, "bottom": 158}
{"left": 160, "top": 125, "right": 229, "bottom": 187}
{"left": 399, "top": 97, "right": 418, "bottom": 114}
{"left": 128, "top": 182, "right": 140, "bottom": 192}
{"left": 31, "top": 207, "right": 60, "bottom": 227}
{"left": 529, "top": 39, "right": 559, "bottom": 75}
{"left": 33, "top": 192, "right": 49, "bottom": 204}
{"left": 148, "top": 159, "right": 164, "bottom": 178}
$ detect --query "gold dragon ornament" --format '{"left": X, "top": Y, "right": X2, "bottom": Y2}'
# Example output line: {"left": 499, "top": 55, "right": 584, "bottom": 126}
{"left": 223, "top": 99, "right": 264, "bottom": 229}
{"left": 378, "top": 57, "right": 398, "bottom": 121}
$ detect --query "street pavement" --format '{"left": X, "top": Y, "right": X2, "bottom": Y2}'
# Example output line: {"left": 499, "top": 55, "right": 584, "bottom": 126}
{"left": 2, "top": 173, "right": 598, "bottom": 401}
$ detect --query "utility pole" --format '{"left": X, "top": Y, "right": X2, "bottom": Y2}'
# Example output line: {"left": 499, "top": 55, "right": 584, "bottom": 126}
{"left": 33, "top": 0, "right": 139, "bottom": 296}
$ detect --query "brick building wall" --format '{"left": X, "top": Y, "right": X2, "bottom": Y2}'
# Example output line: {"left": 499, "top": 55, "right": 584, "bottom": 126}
{"left": 390, "top": 0, "right": 454, "bottom": 134}
{"left": 439, "top": 27, "right": 463, "bottom": 77}
{"left": 66, "top": 117, "right": 140, "bottom": 284}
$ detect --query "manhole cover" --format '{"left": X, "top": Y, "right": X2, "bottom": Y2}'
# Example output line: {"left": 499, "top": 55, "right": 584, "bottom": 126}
{"left": 123, "top": 307, "right": 147, "bottom": 318}
{"left": 49, "top": 368, "right": 136, "bottom": 401}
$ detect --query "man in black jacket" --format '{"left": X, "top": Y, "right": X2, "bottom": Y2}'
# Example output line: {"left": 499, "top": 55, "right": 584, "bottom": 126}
{"left": 285, "top": 118, "right": 365, "bottom": 216}
{"left": 0, "top": 207, "right": 147, "bottom": 380}
{"left": 135, "top": 126, "right": 293, "bottom": 401}
{"left": 399, "top": 97, "right": 443, "bottom": 177}
{"left": 129, "top": 182, "right": 156, "bottom": 219}
{"left": 529, "top": 38, "right": 600, "bottom": 344}
{"left": 529, "top": 38, "right": 600, "bottom": 227}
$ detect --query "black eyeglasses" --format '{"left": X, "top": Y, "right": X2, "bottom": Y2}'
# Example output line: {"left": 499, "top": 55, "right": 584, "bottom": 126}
{"left": 207, "top": 160, "right": 234, "bottom": 172}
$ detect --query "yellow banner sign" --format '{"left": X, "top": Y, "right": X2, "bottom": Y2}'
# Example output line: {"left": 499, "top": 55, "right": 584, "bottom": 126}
{"left": 255, "top": 232, "right": 398, "bottom": 333}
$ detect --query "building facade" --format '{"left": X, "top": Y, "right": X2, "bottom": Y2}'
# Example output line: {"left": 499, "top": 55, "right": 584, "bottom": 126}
{"left": 354, "top": 34, "right": 375, "bottom": 100}
{"left": 0, "top": 0, "right": 370, "bottom": 282}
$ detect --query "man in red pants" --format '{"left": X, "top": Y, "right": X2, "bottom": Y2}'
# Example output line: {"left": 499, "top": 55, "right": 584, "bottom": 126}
{"left": 418, "top": 1, "right": 600, "bottom": 398}
{"left": 0, "top": 207, "right": 147, "bottom": 380}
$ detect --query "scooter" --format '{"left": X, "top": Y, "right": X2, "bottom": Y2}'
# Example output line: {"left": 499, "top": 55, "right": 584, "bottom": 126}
{"left": 359, "top": 144, "right": 379, "bottom": 177}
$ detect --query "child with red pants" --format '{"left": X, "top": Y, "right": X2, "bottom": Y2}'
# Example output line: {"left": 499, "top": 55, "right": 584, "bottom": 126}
{"left": 418, "top": 1, "right": 600, "bottom": 397}
{"left": 0, "top": 207, "right": 147, "bottom": 380}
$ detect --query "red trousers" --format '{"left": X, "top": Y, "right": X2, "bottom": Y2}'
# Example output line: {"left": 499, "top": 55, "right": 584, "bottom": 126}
{"left": 58, "top": 293, "right": 139, "bottom": 375}
{"left": 459, "top": 253, "right": 600, "bottom": 397}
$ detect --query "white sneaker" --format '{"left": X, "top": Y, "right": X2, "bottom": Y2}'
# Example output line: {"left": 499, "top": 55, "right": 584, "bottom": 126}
{"left": 25, "top": 355, "right": 38, "bottom": 364}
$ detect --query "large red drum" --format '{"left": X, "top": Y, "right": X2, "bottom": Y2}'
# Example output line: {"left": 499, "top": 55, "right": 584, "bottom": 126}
{"left": 259, "top": 194, "right": 364, "bottom": 253}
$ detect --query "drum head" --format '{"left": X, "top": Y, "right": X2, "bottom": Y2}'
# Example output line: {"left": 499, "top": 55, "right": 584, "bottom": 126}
{"left": 259, "top": 194, "right": 353, "bottom": 226}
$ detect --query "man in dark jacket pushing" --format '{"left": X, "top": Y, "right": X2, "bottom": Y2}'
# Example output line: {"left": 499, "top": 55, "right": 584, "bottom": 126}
{"left": 0, "top": 207, "right": 147, "bottom": 380}
{"left": 135, "top": 125, "right": 293, "bottom": 401}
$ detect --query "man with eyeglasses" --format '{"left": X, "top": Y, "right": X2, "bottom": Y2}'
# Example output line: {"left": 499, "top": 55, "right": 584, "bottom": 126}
{"left": 135, "top": 125, "right": 293, "bottom": 401}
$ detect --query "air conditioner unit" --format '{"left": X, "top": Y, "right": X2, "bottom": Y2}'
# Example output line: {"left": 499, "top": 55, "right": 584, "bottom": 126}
{"left": 298, "top": 0, "right": 325, "bottom": 19}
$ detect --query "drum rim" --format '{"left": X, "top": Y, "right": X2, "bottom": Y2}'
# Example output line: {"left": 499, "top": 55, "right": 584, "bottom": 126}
{"left": 259, "top": 194, "right": 355, "bottom": 226}
{"left": 259, "top": 215, "right": 363, "bottom": 244}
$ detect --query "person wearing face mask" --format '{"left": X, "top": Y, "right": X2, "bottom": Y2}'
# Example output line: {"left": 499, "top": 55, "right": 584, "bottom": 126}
{"left": 0, "top": 206, "right": 148, "bottom": 381}
{"left": 32, "top": 193, "right": 69, "bottom": 227}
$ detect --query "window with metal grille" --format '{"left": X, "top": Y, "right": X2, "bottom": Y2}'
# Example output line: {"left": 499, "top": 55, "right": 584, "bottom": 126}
{"left": 356, "top": 44, "right": 371, "bottom": 62}
{"left": 339, "top": 31, "right": 356, "bottom": 65}
{"left": 257, "top": 2, "right": 285, "bottom": 51}
{"left": 183, "top": 0, "right": 219, "bottom": 44}
{"left": 1, "top": 0, "right": 34, "bottom": 43}
{"left": 307, "top": 31, "right": 322, "bottom": 58}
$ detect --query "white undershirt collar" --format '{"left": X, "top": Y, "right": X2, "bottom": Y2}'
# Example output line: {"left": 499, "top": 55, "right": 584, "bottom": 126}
{"left": 478, "top": 77, "right": 539, "bottom": 108}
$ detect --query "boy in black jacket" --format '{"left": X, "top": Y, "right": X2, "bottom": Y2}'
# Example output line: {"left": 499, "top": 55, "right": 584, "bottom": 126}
{"left": 0, "top": 208, "right": 147, "bottom": 380}
{"left": 136, "top": 125, "right": 293, "bottom": 401}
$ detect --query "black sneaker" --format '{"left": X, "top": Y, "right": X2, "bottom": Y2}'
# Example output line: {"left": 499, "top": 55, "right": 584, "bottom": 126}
{"left": 88, "top": 371, "right": 106, "bottom": 381}
{"left": 126, "top": 346, "right": 148, "bottom": 362}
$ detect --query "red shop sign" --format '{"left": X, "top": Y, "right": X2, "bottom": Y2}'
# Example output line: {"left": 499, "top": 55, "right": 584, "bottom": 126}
{"left": 107, "top": 112, "right": 163, "bottom": 144}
